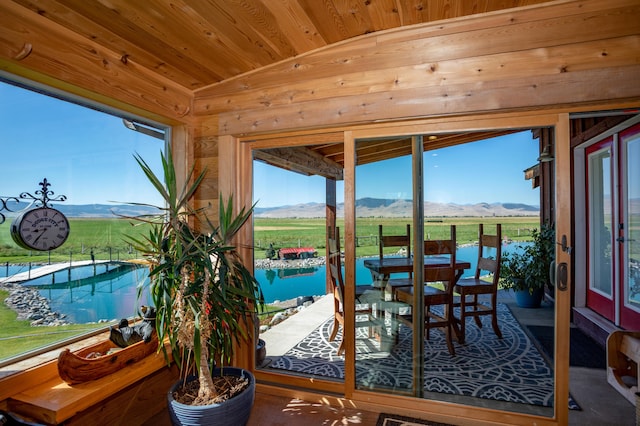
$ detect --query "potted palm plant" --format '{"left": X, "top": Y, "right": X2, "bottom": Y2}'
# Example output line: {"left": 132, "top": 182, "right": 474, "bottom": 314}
{"left": 125, "top": 151, "right": 263, "bottom": 425}
{"left": 500, "top": 225, "right": 555, "bottom": 308}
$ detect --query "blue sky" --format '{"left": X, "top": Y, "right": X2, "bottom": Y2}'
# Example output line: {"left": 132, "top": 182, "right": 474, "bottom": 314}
{"left": 1, "top": 80, "right": 540, "bottom": 210}
{"left": 0, "top": 81, "right": 165, "bottom": 206}
{"left": 254, "top": 131, "right": 541, "bottom": 207}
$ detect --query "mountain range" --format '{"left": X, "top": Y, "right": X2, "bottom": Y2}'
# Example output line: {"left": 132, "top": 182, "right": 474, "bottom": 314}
{"left": 255, "top": 198, "right": 539, "bottom": 218}
{"left": 1, "top": 198, "right": 539, "bottom": 219}
{"left": 1, "top": 201, "right": 160, "bottom": 219}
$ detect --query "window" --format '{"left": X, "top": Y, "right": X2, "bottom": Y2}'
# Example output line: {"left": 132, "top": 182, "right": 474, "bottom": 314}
{"left": 0, "top": 78, "right": 166, "bottom": 368}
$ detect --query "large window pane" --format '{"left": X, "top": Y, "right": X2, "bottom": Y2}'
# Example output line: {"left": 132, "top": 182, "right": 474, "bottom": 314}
{"left": 0, "top": 80, "right": 164, "bottom": 366}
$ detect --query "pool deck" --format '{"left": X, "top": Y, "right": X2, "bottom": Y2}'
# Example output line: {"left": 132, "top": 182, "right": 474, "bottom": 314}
{"left": 0, "top": 260, "right": 115, "bottom": 284}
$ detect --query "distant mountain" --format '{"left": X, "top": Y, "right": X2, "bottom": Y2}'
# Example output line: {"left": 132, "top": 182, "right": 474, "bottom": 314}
{"left": 255, "top": 198, "right": 539, "bottom": 218}
{"left": 0, "top": 199, "right": 539, "bottom": 219}
{"left": 55, "top": 204, "right": 161, "bottom": 218}
{"left": 0, "top": 201, "right": 159, "bottom": 219}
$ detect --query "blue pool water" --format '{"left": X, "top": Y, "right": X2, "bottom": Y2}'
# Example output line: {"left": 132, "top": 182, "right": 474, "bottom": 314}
{"left": 256, "top": 243, "right": 528, "bottom": 303}
{"left": 2, "top": 263, "right": 151, "bottom": 324}
{"left": 2, "top": 243, "right": 527, "bottom": 323}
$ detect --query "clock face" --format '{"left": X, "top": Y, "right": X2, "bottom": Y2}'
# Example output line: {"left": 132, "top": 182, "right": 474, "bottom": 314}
{"left": 11, "top": 207, "right": 70, "bottom": 251}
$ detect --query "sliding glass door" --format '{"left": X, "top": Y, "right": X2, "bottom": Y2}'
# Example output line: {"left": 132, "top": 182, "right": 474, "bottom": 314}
{"left": 247, "top": 112, "right": 570, "bottom": 424}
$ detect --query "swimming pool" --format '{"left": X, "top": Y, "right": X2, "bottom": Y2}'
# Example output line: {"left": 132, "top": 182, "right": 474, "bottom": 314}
{"left": 2, "top": 243, "right": 527, "bottom": 323}
{"left": 17, "top": 263, "right": 152, "bottom": 324}
{"left": 256, "top": 243, "right": 528, "bottom": 303}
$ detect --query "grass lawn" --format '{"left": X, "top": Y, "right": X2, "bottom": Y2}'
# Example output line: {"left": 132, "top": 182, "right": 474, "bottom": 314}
{"left": 0, "top": 290, "right": 105, "bottom": 361}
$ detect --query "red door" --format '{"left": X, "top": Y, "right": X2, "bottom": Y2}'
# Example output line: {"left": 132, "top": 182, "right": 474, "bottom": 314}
{"left": 585, "top": 138, "right": 615, "bottom": 321}
{"left": 618, "top": 124, "right": 640, "bottom": 329}
{"left": 586, "top": 122, "right": 640, "bottom": 329}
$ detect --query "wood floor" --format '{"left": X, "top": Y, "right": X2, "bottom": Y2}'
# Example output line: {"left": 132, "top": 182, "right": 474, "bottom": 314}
{"left": 247, "top": 391, "right": 380, "bottom": 425}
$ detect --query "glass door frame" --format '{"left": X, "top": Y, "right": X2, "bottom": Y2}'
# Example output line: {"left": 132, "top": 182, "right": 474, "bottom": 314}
{"left": 585, "top": 137, "right": 616, "bottom": 321}
{"left": 576, "top": 115, "right": 640, "bottom": 329}
{"left": 241, "top": 111, "right": 571, "bottom": 425}
{"left": 618, "top": 123, "right": 640, "bottom": 329}
{"left": 344, "top": 112, "right": 570, "bottom": 424}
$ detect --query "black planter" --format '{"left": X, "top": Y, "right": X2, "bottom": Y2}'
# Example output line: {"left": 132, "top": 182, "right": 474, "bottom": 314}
{"left": 514, "top": 288, "right": 544, "bottom": 308}
{"left": 168, "top": 367, "right": 255, "bottom": 426}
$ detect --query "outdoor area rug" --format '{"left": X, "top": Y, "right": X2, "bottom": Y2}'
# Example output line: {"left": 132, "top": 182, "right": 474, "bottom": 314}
{"left": 376, "top": 413, "right": 455, "bottom": 426}
{"left": 525, "top": 325, "right": 606, "bottom": 369}
{"left": 271, "top": 303, "right": 580, "bottom": 410}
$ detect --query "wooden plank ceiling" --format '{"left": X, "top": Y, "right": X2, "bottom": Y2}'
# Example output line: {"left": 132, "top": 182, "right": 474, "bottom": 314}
{"left": 11, "top": 0, "right": 554, "bottom": 91}
{"left": 7, "top": 0, "right": 553, "bottom": 178}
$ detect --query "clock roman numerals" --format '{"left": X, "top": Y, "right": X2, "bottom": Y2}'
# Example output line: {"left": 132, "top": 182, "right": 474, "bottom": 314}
{"left": 11, "top": 207, "right": 70, "bottom": 251}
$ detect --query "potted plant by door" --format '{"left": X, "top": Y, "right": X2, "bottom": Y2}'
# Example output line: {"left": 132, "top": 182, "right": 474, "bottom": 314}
{"left": 126, "top": 151, "right": 264, "bottom": 426}
{"left": 500, "top": 225, "right": 555, "bottom": 308}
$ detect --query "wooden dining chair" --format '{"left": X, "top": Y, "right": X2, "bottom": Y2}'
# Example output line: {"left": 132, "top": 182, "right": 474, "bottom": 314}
{"left": 453, "top": 224, "right": 502, "bottom": 344}
{"left": 394, "top": 225, "right": 458, "bottom": 356}
{"left": 378, "top": 224, "right": 411, "bottom": 260}
{"left": 327, "top": 227, "right": 375, "bottom": 355}
{"left": 378, "top": 224, "right": 412, "bottom": 293}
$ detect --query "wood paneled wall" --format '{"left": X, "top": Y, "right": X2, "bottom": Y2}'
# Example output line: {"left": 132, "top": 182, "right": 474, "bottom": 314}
{"left": 194, "top": 0, "right": 640, "bottom": 136}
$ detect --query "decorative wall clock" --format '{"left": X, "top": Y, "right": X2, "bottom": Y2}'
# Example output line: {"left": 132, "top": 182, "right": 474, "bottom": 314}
{"left": 8, "top": 178, "right": 70, "bottom": 251}
{"left": 11, "top": 206, "right": 70, "bottom": 251}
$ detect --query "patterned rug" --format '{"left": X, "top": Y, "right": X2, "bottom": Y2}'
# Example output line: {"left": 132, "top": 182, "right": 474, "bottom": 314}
{"left": 270, "top": 303, "right": 580, "bottom": 410}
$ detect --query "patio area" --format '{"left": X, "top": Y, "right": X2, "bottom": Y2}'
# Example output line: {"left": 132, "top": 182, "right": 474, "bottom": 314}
{"left": 254, "top": 290, "right": 635, "bottom": 425}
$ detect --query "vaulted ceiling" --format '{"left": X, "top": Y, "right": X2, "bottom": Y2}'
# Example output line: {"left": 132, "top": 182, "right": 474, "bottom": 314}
{"left": 8, "top": 0, "right": 553, "bottom": 91}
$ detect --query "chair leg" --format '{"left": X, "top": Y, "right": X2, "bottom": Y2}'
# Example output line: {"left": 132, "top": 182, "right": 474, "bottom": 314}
{"left": 491, "top": 312, "right": 502, "bottom": 339}
{"left": 444, "top": 323, "right": 455, "bottom": 356}
{"left": 329, "top": 317, "right": 339, "bottom": 342}
{"left": 490, "top": 295, "right": 502, "bottom": 339}
{"left": 425, "top": 305, "right": 431, "bottom": 340}
{"left": 472, "top": 294, "right": 483, "bottom": 328}
{"left": 458, "top": 293, "right": 467, "bottom": 344}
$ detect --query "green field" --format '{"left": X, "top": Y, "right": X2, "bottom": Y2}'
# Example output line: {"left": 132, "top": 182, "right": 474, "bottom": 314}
{"left": 254, "top": 216, "right": 540, "bottom": 259}
{"left": 0, "top": 215, "right": 540, "bottom": 361}
{"left": 0, "top": 218, "right": 155, "bottom": 264}
{"left": 0, "top": 216, "right": 541, "bottom": 264}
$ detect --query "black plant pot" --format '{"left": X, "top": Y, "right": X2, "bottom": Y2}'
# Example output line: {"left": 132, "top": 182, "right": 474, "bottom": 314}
{"left": 167, "top": 367, "right": 255, "bottom": 426}
{"left": 514, "top": 288, "right": 544, "bottom": 308}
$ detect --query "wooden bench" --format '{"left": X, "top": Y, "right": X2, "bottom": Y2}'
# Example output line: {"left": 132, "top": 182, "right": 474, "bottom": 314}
{"left": 607, "top": 330, "right": 640, "bottom": 406}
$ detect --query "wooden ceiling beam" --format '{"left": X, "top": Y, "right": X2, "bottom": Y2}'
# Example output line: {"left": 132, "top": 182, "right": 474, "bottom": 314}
{"left": 254, "top": 146, "right": 344, "bottom": 180}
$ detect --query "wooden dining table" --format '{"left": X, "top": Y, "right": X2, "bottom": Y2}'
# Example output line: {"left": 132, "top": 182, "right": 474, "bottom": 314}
{"left": 363, "top": 255, "right": 471, "bottom": 345}
{"left": 363, "top": 256, "right": 470, "bottom": 288}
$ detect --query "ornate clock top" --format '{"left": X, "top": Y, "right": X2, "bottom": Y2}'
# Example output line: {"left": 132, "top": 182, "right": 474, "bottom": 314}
{"left": 18, "top": 178, "right": 67, "bottom": 208}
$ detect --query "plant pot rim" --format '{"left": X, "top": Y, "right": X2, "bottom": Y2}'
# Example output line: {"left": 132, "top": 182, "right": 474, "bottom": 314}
{"left": 168, "top": 367, "right": 255, "bottom": 408}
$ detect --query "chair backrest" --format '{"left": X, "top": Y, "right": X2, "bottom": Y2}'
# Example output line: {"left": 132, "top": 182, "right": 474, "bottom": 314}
{"left": 327, "top": 226, "right": 345, "bottom": 311}
{"left": 378, "top": 224, "right": 411, "bottom": 259}
{"left": 473, "top": 224, "right": 502, "bottom": 284}
{"left": 423, "top": 225, "right": 457, "bottom": 293}
{"left": 423, "top": 225, "right": 456, "bottom": 259}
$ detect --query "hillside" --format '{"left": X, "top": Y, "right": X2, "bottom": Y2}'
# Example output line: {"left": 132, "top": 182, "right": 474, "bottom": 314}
{"left": 255, "top": 198, "right": 539, "bottom": 218}
{"left": 1, "top": 199, "right": 539, "bottom": 219}
{"left": 1, "top": 201, "right": 159, "bottom": 219}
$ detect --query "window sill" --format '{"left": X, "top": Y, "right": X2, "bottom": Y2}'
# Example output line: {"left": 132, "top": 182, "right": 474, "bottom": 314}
{"left": 1, "top": 332, "right": 171, "bottom": 425}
